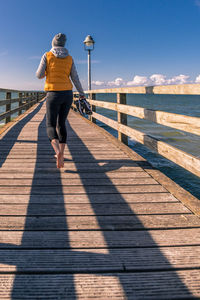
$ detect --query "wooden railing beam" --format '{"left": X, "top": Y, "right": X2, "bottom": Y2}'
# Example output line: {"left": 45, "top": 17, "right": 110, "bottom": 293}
{"left": 88, "top": 99, "right": 200, "bottom": 136}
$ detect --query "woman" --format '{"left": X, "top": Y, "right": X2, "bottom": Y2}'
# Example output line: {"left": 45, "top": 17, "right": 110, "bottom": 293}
{"left": 36, "top": 33, "right": 85, "bottom": 168}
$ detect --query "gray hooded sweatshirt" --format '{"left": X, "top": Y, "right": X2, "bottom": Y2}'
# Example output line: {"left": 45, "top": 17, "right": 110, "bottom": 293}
{"left": 36, "top": 47, "right": 85, "bottom": 96}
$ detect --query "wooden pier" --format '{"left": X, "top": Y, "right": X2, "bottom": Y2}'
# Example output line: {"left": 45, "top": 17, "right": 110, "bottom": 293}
{"left": 0, "top": 97, "right": 200, "bottom": 299}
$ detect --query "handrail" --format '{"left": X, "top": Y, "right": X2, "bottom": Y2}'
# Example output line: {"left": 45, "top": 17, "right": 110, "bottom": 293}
{"left": 0, "top": 90, "right": 45, "bottom": 125}
{"left": 84, "top": 83, "right": 200, "bottom": 95}
{"left": 72, "top": 91, "right": 200, "bottom": 178}
{"left": 0, "top": 96, "right": 32, "bottom": 107}
{"left": 88, "top": 99, "right": 200, "bottom": 136}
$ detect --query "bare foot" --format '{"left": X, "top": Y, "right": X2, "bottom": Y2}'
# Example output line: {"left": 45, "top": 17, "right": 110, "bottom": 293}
{"left": 54, "top": 154, "right": 64, "bottom": 168}
{"left": 56, "top": 152, "right": 64, "bottom": 168}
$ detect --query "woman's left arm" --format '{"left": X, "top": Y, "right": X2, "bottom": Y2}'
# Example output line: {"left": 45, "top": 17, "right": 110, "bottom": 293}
{"left": 36, "top": 53, "right": 47, "bottom": 79}
{"left": 70, "top": 59, "right": 85, "bottom": 98}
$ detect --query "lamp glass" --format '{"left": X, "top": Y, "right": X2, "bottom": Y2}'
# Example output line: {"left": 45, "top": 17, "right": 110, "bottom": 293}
{"left": 85, "top": 41, "right": 93, "bottom": 47}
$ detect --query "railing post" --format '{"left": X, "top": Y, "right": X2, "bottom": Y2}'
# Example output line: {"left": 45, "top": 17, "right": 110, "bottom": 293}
{"left": 36, "top": 92, "right": 39, "bottom": 103}
{"left": 89, "top": 93, "right": 96, "bottom": 123}
{"left": 117, "top": 93, "right": 128, "bottom": 145}
{"left": 5, "top": 92, "right": 11, "bottom": 124}
{"left": 25, "top": 92, "right": 30, "bottom": 110}
{"left": 18, "top": 92, "right": 23, "bottom": 116}
{"left": 30, "top": 92, "right": 33, "bottom": 107}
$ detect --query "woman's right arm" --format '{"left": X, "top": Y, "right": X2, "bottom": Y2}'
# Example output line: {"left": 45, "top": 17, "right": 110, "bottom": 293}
{"left": 36, "top": 53, "right": 47, "bottom": 79}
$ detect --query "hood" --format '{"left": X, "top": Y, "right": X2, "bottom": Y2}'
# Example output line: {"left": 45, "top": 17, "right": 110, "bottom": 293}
{"left": 50, "top": 47, "right": 69, "bottom": 58}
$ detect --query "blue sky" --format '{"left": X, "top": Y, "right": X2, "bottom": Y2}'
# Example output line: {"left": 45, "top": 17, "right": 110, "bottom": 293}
{"left": 1, "top": 0, "right": 200, "bottom": 90}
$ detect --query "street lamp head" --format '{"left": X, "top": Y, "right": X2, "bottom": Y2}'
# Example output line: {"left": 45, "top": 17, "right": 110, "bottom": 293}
{"left": 84, "top": 35, "right": 95, "bottom": 51}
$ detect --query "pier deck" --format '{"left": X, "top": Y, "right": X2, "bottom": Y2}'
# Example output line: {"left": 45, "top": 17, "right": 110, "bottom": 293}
{"left": 0, "top": 100, "right": 200, "bottom": 299}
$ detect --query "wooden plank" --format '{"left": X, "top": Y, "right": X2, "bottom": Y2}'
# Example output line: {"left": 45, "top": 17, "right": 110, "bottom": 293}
{"left": 0, "top": 144, "right": 120, "bottom": 150}
{"left": 0, "top": 142, "right": 114, "bottom": 147}
{"left": 0, "top": 249, "right": 122, "bottom": 272}
{"left": 0, "top": 185, "right": 167, "bottom": 194}
{"left": 0, "top": 270, "right": 200, "bottom": 299}
{"left": 0, "top": 203, "right": 190, "bottom": 215}
{"left": 1, "top": 228, "right": 200, "bottom": 248}
{"left": 91, "top": 111, "right": 200, "bottom": 177}
{"left": 0, "top": 154, "right": 128, "bottom": 159}
{"left": 0, "top": 246, "right": 200, "bottom": 272}
{"left": 0, "top": 171, "right": 150, "bottom": 179}
{"left": 0, "top": 178, "right": 158, "bottom": 186}
{"left": 0, "top": 165, "right": 144, "bottom": 172}
{"left": 0, "top": 149, "right": 121, "bottom": 153}
{"left": 0, "top": 157, "right": 132, "bottom": 163}
{"left": 0, "top": 193, "right": 178, "bottom": 204}
{"left": 0, "top": 215, "right": 199, "bottom": 230}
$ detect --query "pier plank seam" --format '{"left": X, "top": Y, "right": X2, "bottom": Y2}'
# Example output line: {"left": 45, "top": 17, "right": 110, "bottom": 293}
{"left": 0, "top": 101, "right": 200, "bottom": 299}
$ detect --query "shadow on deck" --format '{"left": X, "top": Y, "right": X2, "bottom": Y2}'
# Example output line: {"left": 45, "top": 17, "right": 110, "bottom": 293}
{"left": 0, "top": 102, "right": 199, "bottom": 299}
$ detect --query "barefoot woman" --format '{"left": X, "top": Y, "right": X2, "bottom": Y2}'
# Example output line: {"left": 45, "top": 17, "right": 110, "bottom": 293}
{"left": 36, "top": 33, "right": 85, "bottom": 168}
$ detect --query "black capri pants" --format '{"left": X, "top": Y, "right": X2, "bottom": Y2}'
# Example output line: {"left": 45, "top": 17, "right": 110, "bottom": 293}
{"left": 46, "top": 90, "right": 73, "bottom": 143}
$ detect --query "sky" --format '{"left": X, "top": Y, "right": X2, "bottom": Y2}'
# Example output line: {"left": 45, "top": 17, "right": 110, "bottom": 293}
{"left": 1, "top": 0, "right": 200, "bottom": 91}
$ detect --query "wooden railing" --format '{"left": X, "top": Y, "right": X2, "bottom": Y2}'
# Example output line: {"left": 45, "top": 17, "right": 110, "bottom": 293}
{"left": 72, "top": 86, "right": 200, "bottom": 178}
{"left": 0, "top": 90, "right": 45, "bottom": 125}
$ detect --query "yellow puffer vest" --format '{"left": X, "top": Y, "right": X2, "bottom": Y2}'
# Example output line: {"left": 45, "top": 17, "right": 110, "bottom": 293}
{"left": 44, "top": 52, "right": 73, "bottom": 91}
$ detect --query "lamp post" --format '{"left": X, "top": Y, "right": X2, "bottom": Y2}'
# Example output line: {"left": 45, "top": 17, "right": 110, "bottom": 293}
{"left": 83, "top": 35, "right": 95, "bottom": 91}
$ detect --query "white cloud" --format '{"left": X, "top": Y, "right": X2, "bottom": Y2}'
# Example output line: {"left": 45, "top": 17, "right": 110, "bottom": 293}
{"left": 195, "top": 75, "right": 200, "bottom": 83}
{"left": 91, "top": 73, "right": 191, "bottom": 89}
{"left": 127, "top": 75, "right": 149, "bottom": 86}
{"left": 168, "top": 74, "right": 190, "bottom": 84}
{"left": 92, "top": 80, "right": 105, "bottom": 86}
{"left": 107, "top": 77, "right": 124, "bottom": 86}
{"left": 149, "top": 74, "right": 190, "bottom": 85}
{"left": 150, "top": 74, "right": 167, "bottom": 85}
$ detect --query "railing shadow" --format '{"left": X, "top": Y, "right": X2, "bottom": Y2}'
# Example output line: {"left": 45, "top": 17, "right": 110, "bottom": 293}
{"left": 0, "top": 106, "right": 193, "bottom": 298}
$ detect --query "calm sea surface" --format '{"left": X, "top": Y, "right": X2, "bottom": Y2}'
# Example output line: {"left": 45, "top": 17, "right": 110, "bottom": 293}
{"left": 1, "top": 91, "right": 200, "bottom": 198}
